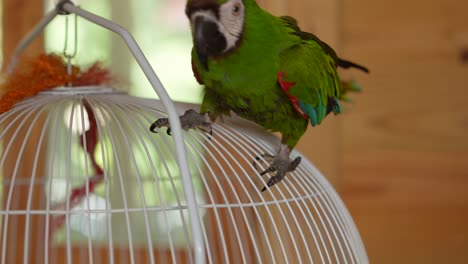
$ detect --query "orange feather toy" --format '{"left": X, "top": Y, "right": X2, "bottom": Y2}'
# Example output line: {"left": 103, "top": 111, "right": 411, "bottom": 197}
{"left": 0, "top": 53, "right": 113, "bottom": 114}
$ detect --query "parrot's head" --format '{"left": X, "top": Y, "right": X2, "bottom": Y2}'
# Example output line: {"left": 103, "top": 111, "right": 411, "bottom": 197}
{"left": 186, "top": 0, "right": 247, "bottom": 70}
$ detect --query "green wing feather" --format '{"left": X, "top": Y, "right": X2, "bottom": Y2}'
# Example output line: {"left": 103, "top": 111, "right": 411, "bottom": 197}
{"left": 279, "top": 17, "right": 342, "bottom": 125}
{"left": 280, "top": 16, "right": 340, "bottom": 62}
{"left": 281, "top": 16, "right": 369, "bottom": 73}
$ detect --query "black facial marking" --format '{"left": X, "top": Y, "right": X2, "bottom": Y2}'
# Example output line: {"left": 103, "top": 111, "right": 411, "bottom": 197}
{"left": 186, "top": 1, "right": 220, "bottom": 19}
{"left": 194, "top": 16, "right": 227, "bottom": 70}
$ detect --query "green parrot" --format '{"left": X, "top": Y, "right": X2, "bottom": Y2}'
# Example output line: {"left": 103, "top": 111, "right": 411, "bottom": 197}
{"left": 151, "top": 0, "right": 368, "bottom": 192}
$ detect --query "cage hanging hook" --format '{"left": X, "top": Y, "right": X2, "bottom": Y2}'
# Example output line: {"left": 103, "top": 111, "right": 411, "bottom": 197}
{"left": 57, "top": 0, "right": 74, "bottom": 15}
{"left": 63, "top": 13, "right": 78, "bottom": 86}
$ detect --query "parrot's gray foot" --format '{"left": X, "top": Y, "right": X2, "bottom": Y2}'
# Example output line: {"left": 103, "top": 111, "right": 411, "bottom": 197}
{"left": 253, "top": 153, "right": 275, "bottom": 169}
{"left": 257, "top": 145, "right": 301, "bottom": 192}
{"left": 260, "top": 156, "right": 301, "bottom": 192}
{"left": 150, "top": 109, "right": 212, "bottom": 136}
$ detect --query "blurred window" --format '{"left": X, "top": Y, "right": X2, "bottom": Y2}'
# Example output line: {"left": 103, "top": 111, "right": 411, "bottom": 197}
{"left": 45, "top": 0, "right": 202, "bottom": 103}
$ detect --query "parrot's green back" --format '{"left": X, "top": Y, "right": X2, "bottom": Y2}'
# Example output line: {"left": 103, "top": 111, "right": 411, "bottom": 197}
{"left": 192, "top": 0, "right": 362, "bottom": 149}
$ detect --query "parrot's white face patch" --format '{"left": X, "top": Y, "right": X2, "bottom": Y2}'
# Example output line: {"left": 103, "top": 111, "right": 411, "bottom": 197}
{"left": 190, "top": 0, "right": 245, "bottom": 53}
{"left": 218, "top": 0, "right": 245, "bottom": 52}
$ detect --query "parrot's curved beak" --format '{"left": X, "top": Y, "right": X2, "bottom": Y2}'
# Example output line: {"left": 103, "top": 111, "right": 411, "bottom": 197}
{"left": 194, "top": 16, "right": 227, "bottom": 71}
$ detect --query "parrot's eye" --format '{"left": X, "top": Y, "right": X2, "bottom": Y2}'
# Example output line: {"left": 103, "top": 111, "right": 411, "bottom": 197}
{"left": 232, "top": 3, "right": 241, "bottom": 16}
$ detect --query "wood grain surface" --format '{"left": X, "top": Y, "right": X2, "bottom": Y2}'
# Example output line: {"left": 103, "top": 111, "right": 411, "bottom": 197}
{"left": 340, "top": 0, "right": 468, "bottom": 262}
{"left": 2, "top": 0, "right": 44, "bottom": 67}
{"left": 1, "top": 1, "right": 46, "bottom": 263}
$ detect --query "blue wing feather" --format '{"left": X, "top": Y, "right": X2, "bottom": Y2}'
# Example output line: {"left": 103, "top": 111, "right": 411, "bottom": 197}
{"left": 298, "top": 94, "right": 343, "bottom": 126}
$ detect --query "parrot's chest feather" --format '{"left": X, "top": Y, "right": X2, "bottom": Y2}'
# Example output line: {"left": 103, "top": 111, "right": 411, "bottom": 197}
{"left": 205, "top": 76, "right": 293, "bottom": 129}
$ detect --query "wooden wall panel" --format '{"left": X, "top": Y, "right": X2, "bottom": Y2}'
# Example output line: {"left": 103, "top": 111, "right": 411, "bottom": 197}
{"left": 2, "top": 0, "right": 44, "bottom": 69}
{"left": 1, "top": 1, "right": 46, "bottom": 263}
{"left": 340, "top": 0, "right": 468, "bottom": 263}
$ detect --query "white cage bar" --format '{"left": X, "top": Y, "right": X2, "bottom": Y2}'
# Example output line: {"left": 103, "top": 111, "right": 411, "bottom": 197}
{"left": 0, "top": 89, "right": 367, "bottom": 263}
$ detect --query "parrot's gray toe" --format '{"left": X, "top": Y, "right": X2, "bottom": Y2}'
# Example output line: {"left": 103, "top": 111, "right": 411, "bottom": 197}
{"left": 150, "top": 110, "right": 212, "bottom": 136}
{"left": 260, "top": 156, "right": 301, "bottom": 192}
{"left": 180, "top": 109, "right": 213, "bottom": 136}
{"left": 150, "top": 118, "right": 169, "bottom": 133}
{"left": 253, "top": 153, "right": 276, "bottom": 169}
{"left": 289, "top": 156, "right": 302, "bottom": 171}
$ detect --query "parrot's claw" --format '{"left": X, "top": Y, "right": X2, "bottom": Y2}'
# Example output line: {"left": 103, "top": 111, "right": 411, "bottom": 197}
{"left": 150, "top": 109, "right": 212, "bottom": 136}
{"left": 260, "top": 156, "right": 301, "bottom": 192}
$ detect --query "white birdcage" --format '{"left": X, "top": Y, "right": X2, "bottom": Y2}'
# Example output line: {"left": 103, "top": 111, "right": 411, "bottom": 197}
{"left": 0, "top": 2, "right": 368, "bottom": 263}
